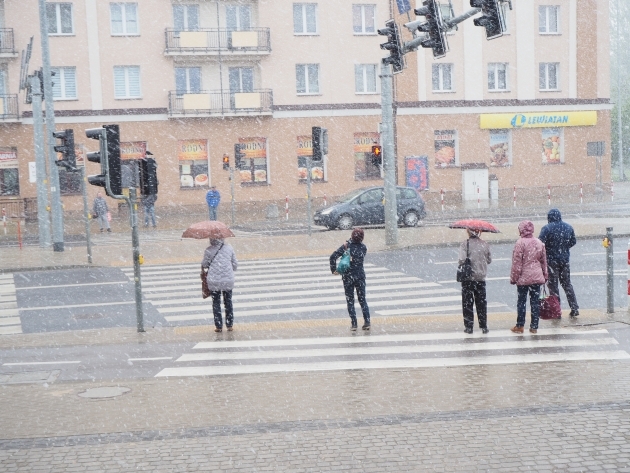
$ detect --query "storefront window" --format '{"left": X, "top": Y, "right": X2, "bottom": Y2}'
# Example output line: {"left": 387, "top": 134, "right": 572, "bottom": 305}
{"left": 178, "top": 139, "right": 209, "bottom": 188}
{"left": 238, "top": 137, "right": 268, "bottom": 185}
{"left": 59, "top": 145, "right": 85, "bottom": 195}
{"left": 0, "top": 148, "right": 19, "bottom": 196}
{"left": 297, "top": 135, "right": 324, "bottom": 182}
{"left": 489, "top": 130, "right": 511, "bottom": 167}
{"left": 434, "top": 130, "right": 458, "bottom": 168}
{"left": 542, "top": 128, "right": 563, "bottom": 164}
{"left": 354, "top": 132, "right": 381, "bottom": 180}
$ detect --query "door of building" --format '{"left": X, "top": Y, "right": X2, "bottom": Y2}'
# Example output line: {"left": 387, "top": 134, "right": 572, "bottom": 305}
{"left": 462, "top": 168, "right": 489, "bottom": 201}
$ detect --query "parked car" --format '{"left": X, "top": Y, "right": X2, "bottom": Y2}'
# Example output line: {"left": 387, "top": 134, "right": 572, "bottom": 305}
{"left": 314, "top": 186, "right": 426, "bottom": 230}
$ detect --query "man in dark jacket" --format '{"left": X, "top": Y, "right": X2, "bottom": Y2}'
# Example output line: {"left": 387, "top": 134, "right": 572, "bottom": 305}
{"left": 539, "top": 208, "right": 579, "bottom": 317}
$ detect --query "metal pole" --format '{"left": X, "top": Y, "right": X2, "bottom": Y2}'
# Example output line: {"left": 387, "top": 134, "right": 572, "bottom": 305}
{"left": 29, "top": 75, "right": 51, "bottom": 247}
{"left": 81, "top": 167, "right": 92, "bottom": 264}
{"left": 128, "top": 188, "right": 144, "bottom": 332}
{"left": 618, "top": 0, "right": 625, "bottom": 181}
{"left": 229, "top": 165, "right": 235, "bottom": 225}
{"left": 380, "top": 62, "right": 398, "bottom": 246}
{"left": 607, "top": 227, "right": 614, "bottom": 314}
{"left": 307, "top": 157, "right": 312, "bottom": 236}
{"left": 38, "top": 0, "right": 64, "bottom": 251}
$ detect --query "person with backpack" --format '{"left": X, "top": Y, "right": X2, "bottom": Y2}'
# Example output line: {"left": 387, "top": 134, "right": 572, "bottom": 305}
{"left": 458, "top": 229, "right": 492, "bottom": 334}
{"left": 202, "top": 238, "right": 238, "bottom": 332}
{"left": 330, "top": 228, "right": 370, "bottom": 331}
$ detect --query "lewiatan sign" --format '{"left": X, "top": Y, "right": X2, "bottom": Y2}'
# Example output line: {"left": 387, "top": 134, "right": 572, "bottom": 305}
{"left": 480, "top": 111, "right": 597, "bottom": 129}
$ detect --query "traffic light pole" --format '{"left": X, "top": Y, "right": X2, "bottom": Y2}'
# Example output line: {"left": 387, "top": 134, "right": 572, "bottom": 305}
{"left": 38, "top": 0, "right": 64, "bottom": 252}
{"left": 229, "top": 165, "right": 235, "bottom": 225}
{"left": 29, "top": 74, "right": 51, "bottom": 248}
{"left": 127, "top": 187, "right": 145, "bottom": 333}
{"left": 81, "top": 167, "right": 92, "bottom": 264}
{"left": 306, "top": 157, "right": 312, "bottom": 236}
{"left": 380, "top": 62, "right": 398, "bottom": 246}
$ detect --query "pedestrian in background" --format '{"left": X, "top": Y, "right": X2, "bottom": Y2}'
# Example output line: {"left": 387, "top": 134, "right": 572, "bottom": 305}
{"left": 330, "top": 228, "right": 370, "bottom": 331}
{"left": 142, "top": 193, "right": 157, "bottom": 228}
{"left": 202, "top": 238, "right": 238, "bottom": 332}
{"left": 206, "top": 186, "right": 221, "bottom": 221}
{"left": 539, "top": 208, "right": 579, "bottom": 318}
{"left": 92, "top": 192, "right": 111, "bottom": 233}
{"left": 459, "top": 229, "right": 492, "bottom": 334}
{"left": 510, "top": 220, "right": 548, "bottom": 334}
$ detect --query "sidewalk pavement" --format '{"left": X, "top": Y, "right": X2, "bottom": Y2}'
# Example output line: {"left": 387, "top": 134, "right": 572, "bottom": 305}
{"left": 1, "top": 216, "right": 629, "bottom": 272}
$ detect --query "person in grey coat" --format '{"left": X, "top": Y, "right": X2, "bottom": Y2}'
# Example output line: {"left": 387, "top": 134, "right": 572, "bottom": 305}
{"left": 92, "top": 192, "right": 111, "bottom": 233}
{"left": 458, "top": 229, "right": 492, "bottom": 334}
{"left": 202, "top": 238, "right": 238, "bottom": 332}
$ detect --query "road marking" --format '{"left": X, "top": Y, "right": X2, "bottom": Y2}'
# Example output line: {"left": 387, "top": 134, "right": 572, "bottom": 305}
{"left": 128, "top": 357, "right": 173, "bottom": 362}
{"left": 3, "top": 361, "right": 80, "bottom": 366}
{"left": 0, "top": 317, "right": 21, "bottom": 326}
{"left": 0, "top": 275, "right": 20, "bottom": 336}
{"left": 120, "top": 256, "right": 332, "bottom": 272}
{"left": 376, "top": 302, "right": 507, "bottom": 316}
{"left": 433, "top": 261, "right": 458, "bottom": 265}
{"left": 16, "top": 281, "right": 129, "bottom": 291}
{"left": 582, "top": 251, "right": 627, "bottom": 256}
{"left": 18, "top": 301, "right": 134, "bottom": 312}
{"left": 0, "top": 326, "right": 21, "bottom": 334}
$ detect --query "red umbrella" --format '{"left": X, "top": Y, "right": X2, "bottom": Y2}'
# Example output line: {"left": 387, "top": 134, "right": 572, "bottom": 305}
{"left": 182, "top": 221, "right": 235, "bottom": 239}
{"left": 449, "top": 219, "right": 500, "bottom": 233}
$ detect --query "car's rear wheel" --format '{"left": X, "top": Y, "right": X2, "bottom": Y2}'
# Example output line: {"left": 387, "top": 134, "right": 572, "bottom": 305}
{"left": 337, "top": 214, "right": 354, "bottom": 230}
{"left": 403, "top": 211, "right": 419, "bottom": 227}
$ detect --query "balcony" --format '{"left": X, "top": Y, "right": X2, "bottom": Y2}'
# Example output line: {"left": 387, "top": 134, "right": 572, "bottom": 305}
{"left": 0, "top": 29, "right": 17, "bottom": 58}
{"left": 165, "top": 28, "right": 271, "bottom": 56}
{"left": 0, "top": 95, "right": 19, "bottom": 121}
{"left": 168, "top": 89, "right": 273, "bottom": 118}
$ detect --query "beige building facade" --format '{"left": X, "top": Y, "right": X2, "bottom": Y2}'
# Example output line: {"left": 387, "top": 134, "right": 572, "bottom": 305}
{"left": 0, "top": 0, "right": 612, "bottom": 216}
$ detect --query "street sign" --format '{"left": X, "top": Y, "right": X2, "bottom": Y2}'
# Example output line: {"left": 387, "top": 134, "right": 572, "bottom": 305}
{"left": 587, "top": 141, "right": 605, "bottom": 157}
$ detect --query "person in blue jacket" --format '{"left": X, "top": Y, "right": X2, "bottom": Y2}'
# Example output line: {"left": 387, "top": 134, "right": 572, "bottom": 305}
{"left": 538, "top": 208, "right": 579, "bottom": 317}
{"left": 330, "top": 228, "right": 370, "bottom": 331}
{"left": 205, "top": 186, "right": 221, "bottom": 221}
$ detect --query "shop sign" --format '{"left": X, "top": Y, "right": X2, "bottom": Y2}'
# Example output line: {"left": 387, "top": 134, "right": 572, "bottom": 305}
{"left": 178, "top": 139, "right": 208, "bottom": 161}
{"left": 0, "top": 149, "right": 17, "bottom": 169}
{"left": 480, "top": 111, "right": 597, "bottom": 129}
{"left": 239, "top": 137, "right": 267, "bottom": 183}
{"left": 434, "top": 130, "right": 458, "bottom": 168}
{"left": 121, "top": 141, "right": 147, "bottom": 160}
{"left": 405, "top": 156, "right": 429, "bottom": 191}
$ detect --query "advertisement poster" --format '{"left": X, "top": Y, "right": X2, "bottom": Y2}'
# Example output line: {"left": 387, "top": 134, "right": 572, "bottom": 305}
{"left": 405, "top": 156, "right": 429, "bottom": 191}
{"left": 75, "top": 145, "right": 85, "bottom": 167}
{"left": 434, "top": 130, "right": 457, "bottom": 168}
{"left": 354, "top": 132, "right": 381, "bottom": 180}
{"left": 297, "top": 135, "right": 324, "bottom": 182}
{"left": 541, "top": 128, "right": 563, "bottom": 164}
{"left": 239, "top": 137, "right": 267, "bottom": 183}
{"left": 121, "top": 141, "right": 147, "bottom": 160}
{"left": 489, "top": 131, "right": 511, "bottom": 167}
{"left": 0, "top": 149, "right": 17, "bottom": 169}
{"left": 178, "top": 139, "right": 209, "bottom": 188}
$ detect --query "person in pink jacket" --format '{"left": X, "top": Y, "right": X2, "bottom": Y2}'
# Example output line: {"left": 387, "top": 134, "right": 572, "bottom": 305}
{"left": 509, "top": 220, "right": 548, "bottom": 334}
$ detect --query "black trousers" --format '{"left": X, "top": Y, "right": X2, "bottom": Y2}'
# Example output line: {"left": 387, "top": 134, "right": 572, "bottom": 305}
{"left": 461, "top": 280, "right": 487, "bottom": 329}
{"left": 547, "top": 260, "right": 579, "bottom": 311}
{"left": 342, "top": 277, "right": 370, "bottom": 325}
{"left": 211, "top": 290, "right": 233, "bottom": 329}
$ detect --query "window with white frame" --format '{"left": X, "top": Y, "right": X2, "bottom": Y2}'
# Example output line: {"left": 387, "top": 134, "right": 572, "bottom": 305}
{"left": 439, "top": 4, "right": 456, "bottom": 35}
{"left": 293, "top": 4, "right": 317, "bottom": 34}
{"left": 539, "top": 62, "right": 559, "bottom": 91}
{"left": 114, "top": 66, "right": 141, "bottom": 99}
{"left": 110, "top": 3, "right": 139, "bottom": 35}
{"left": 51, "top": 67, "right": 77, "bottom": 100}
{"left": 173, "top": 4, "right": 199, "bottom": 32}
{"left": 296, "top": 64, "right": 319, "bottom": 94}
{"left": 488, "top": 63, "right": 508, "bottom": 91}
{"left": 539, "top": 5, "right": 559, "bottom": 34}
{"left": 175, "top": 67, "right": 201, "bottom": 94}
{"left": 355, "top": 64, "right": 377, "bottom": 94}
{"left": 46, "top": 3, "right": 73, "bottom": 35}
{"left": 432, "top": 63, "right": 453, "bottom": 92}
{"left": 352, "top": 5, "right": 375, "bottom": 34}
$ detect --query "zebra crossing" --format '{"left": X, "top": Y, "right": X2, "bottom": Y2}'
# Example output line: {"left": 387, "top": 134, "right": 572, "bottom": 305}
{"left": 0, "top": 274, "right": 21, "bottom": 335}
{"left": 120, "top": 256, "right": 508, "bottom": 325}
{"left": 155, "top": 328, "right": 630, "bottom": 378}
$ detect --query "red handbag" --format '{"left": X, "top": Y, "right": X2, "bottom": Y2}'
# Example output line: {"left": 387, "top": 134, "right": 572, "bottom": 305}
{"left": 540, "top": 285, "right": 562, "bottom": 319}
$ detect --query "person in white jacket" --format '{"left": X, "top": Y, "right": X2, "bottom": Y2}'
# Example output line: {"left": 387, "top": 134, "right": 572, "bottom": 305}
{"left": 202, "top": 238, "right": 238, "bottom": 332}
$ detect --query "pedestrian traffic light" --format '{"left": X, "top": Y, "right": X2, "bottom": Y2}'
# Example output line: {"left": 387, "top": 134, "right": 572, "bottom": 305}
{"left": 222, "top": 154, "right": 230, "bottom": 171}
{"left": 53, "top": 129, "right": 77, "bottom": 172}
{"left": 139, "top": 157, "right": 158, "bottom": 196}
{"left": 35, "top": 68, "right": 56, "bottom": 101}
{"left": 312, "top": 126, "right": 328, "bottom": 163}
{"left": 470, "top": 0, "right": 507, "bottom": 40}
{"left": 371, "top": 145, "right": 383, "bottom": 167}
{"left": 234, "top": 144, "right": 246, "bottom": 170}
{"left": 85, "top": 124, "right": 122, "bottom": 198}
{"left": 413, "top": 0, "right": 449, "bottom": 59}
{"left": 378, "top": 20, "right": 405, "bottom": 73}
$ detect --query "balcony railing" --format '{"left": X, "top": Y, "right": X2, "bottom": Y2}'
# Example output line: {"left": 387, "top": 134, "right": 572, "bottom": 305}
{"left": 168, "top": 89, "right": 273, "bottom": 117}
{"left": 0, "top": 95, "right": 19, "bottom": 120}
{"left": 0, "top": 29, "right": 16, "bottom": 56}
{"left": 165, "top": 28, "right": 271, "bottom": 55}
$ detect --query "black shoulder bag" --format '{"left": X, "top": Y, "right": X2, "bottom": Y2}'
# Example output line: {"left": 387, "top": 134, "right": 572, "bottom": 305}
{"left": 456, "top": 239, "right": 473, "bottom": 283}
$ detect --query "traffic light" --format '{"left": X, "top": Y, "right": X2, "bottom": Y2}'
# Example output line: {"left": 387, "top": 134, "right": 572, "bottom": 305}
{"left": 139, "top": 157, "right": 158, "bottom": 196}
{"left": 470, "top": 0, "right": 507, "bottom": 40}
{"left": 234, "top": 144, "right": 246, "bottom": 170}
{"left": 35, "top": 68, "right": 56, "bottom": 101}
{"left": 414, "top": 0, "right": 449, "bottom": 59}
{"left": 53, "top": 129, "right": 77, "bottom": 172}
{"left": 371, "top": 145, "right": 383, "bottom": 167}
{"left": 312, "top": 126, "right": 328, "bottom": 163}
{"left": 378, "top": 20, "right": 405, "bottom": 73}
{"left": 85, "top": 124, "right": 122, "bottom": 198}
{"left": 222, "top": 154, "right": 230, "bottom": 171}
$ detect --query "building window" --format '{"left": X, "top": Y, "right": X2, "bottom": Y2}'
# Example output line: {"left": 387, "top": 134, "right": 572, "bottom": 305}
{"left": 352, "top": 5, "right": 375, "bottom": 34}
{"left": 293, "top": 3, "right": 317, "bottom": 34}
{"left": 296, "top": 64, "right": 319, "bottom": 94}
{"left": 297, "top": 135, "right": 325, "bottom": 182}
{"left": 226, "top": 5, "right": 251, "bottom": 30}
{"left": 432, "top": 64, "right": 453, "bottom": 92}
{"left": 539, "top": 63, "right": 559, "bottom": 91}
{"left": 488, "top": 63, "right": 508, "bottom": 91}
{"left": 178, "top": 140, "right": 209, "bottom": 188}
{"left": 355, "top": 64, "right": 377, "bottom": 94}
{"left": 110, "top": 3, "right": 139, "bottom": 35}
{"left": 51, "top": 67, "right": 77, "bottom": 100}
{"left": 0, "top": 168, "right": 18, "bottom": 196}
{"left": 434, "top": 130, "right": 458, "bottom": 168}
{"left": 114, "top": 66, "right": 141, "bottom": 99}
{"left": 175, "top": 67, "right": 201, "bottom": 94}
{"left": 539, "top": 5, "right": 559, "bottom": 34}
{"left": 354, "top": 132, "right": 381, "bottom": 180}
{"left": 439, "top": 3, "right": 456, "bottom": 35}
{"left": 237, "top": 138, "right": 269, "bottom": 185}
{"left": 173, "top": 4, "right": 199, "bottom": 32}
{"left": 59, "top": 168, "right": 82, "bottom": 195}
{"left": 502, "top": 3, "right": 510, "bottom": 33}
{"left": 46, "top": 3, "right": 73, "bottom": 35}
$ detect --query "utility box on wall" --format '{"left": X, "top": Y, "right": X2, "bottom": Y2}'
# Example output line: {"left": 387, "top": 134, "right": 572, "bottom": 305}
{"left": 461, "top": 163, "right": 489, "bottom": 202}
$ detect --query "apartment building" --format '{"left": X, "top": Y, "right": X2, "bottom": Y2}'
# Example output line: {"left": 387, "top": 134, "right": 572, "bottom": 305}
{"left": 0, "top": 0, "right": 611, "bottom": 216}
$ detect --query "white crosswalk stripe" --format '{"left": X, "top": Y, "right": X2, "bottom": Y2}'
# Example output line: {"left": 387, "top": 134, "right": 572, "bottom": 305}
{"left": 0, "top": 274, "right": 21, "bottom": 335}
{"left": 123, "top": 257, "right": 508, "bottom": 324}
{"left": 155, "top": 328, "right": 629, "bottom": 378}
